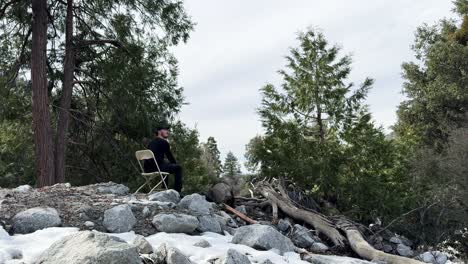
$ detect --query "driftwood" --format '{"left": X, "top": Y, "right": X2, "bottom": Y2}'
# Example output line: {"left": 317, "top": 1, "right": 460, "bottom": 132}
{"left": 257, "top": 181, "right": 425, "bottom": 264}
{"left": 258, "top": 183, "right": 346, "bottom": 247}
{"left": 223, "top": 203, "right": 258, "bottom": 224}
{"left": 337, "top": 219, "right": 424, "bottom": 264}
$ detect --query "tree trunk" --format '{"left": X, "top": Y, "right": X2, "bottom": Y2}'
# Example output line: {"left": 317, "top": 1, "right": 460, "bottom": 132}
{"left": 55, "top": 0, "right": 75, "bottom": 183}
{"left": 31, "top": 0, "right": 55, "bottom": 187}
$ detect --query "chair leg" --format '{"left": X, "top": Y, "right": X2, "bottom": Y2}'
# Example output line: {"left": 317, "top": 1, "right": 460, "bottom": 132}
{"left": 134, "top": 182, "right": 147, "bottom": 195}
{"left": 149, "top": 180, "right": 162, "bottom": 194}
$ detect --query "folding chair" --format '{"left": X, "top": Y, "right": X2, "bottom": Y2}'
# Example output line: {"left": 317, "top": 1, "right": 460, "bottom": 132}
{"left": 134, "top": 150, "right": 169, "bottom": 194}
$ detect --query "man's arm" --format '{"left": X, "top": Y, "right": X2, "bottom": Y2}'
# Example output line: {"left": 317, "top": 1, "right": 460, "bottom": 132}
{"left": 166, "top": 142, "right": 177, "bottom": 164}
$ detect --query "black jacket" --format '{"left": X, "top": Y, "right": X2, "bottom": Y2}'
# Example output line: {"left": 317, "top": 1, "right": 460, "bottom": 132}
{"left": 144, "top": 137, "right": 176, "bottom": 172}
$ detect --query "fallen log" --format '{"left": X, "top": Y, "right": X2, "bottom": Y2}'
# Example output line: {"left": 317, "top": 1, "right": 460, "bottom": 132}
{"left": 258, "top": 182, "right": 425, "bottom": 264}
{"left": 337, "top": 219, "right": 425, "bottom": 264}
{"left": 223, "top": 203, "right": 258, "bottom": 225}
{"left": 258, "top": 184, "right": 346, "bottom": 247}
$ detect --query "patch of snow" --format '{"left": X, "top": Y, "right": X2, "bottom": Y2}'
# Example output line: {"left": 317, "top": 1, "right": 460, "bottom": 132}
{"left": 0, "top": 226, "right": 78, "bottom": 263}
{"left": 0, "top": 226, "right": 306, "bottom": 264}
{"left": 110, "top": 231, "right": 307, "bottom": 263}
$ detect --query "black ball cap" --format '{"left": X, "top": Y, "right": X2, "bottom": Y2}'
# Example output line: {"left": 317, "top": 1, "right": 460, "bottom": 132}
{"left": 154, "top": 122, "right": 171, "bottom": 133}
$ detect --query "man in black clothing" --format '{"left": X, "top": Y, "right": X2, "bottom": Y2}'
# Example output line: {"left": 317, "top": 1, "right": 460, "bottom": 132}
{"left": 144, "top": 124, "right": 183, "bottom": 192}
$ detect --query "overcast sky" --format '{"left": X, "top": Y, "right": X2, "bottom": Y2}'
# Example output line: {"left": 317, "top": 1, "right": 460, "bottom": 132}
{"left": 173, "top": 0, "right": 454, "bottom": 170}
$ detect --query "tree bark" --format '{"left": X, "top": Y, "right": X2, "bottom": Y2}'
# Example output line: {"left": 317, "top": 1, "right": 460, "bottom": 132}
{"left": 337, "top": 220, "right": 424, "bottom": 264}
{"left": 55, "top": 0, "right": 75, "bottom": 183}
{"left": 258, "top": 184, "right": 346, "bottom": 247}
{"left": 31, "top": 0, "right": 55, "bottom": 187}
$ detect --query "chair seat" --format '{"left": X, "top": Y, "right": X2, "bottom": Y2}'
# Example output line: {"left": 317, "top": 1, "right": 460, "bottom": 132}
{"left": 141, "top": 172, "right": 169, "bottom": 176}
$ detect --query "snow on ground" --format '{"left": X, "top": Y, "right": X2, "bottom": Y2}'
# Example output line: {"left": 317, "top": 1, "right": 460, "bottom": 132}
{"left": 0, "top": 227, "right": 79, "bottom": 263}
{"left": 0, "top": 226, "right": 308, "bottom": 264}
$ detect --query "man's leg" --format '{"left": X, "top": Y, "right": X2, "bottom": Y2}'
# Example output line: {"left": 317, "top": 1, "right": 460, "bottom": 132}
{"left": 159, "top": 163, "right": 183, "bottom": 193}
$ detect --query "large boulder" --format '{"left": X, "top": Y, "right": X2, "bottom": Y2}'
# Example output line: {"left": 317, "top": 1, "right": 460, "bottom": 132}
{"left": 152, "top": 213, "right": 199, "bottom": 233}
{"left": 96, "top": 182, "right": 129, "bottom": 195}
{"left": 36, "top": 231, "right": 142, "bottom": 264}
{"left": 206, "top": 182, "right": 234, "bottom": 204}
{"left": 197, "top": 215, "right": 222, "bottom": 233}
{"left": 148, "top": 189, "right": 180, "bottom": 204}
{"left": 231, "top": 224, "right": 295, "bottom": 255}
{"left": 216, "top": 249, "right": 251, "bottom": 264}
{"left": 102, "top": 204, "right": 136, "bottom": 233}
{"left": 11, "top": 207, "right": 61, "bottom": 234}
{"left": 178, "top": 193, "right": 213, "bottom": 215}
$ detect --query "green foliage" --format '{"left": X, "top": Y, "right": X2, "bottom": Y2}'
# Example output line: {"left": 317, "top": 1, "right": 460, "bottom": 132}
{"left": 246, "top": 28, "right": 410, "bottom": 222}
{"left": 201, "top": 136, "right": 223, "bottom": 178}
{"left": 170, "top": 122, "right": 218, "bottom": 193}
{"left": 395, "top": 15, "right": 468, "bottom": 149}
{"left": 393, "top": 5, "right": 468, "bottom": 248}
{"left": 0, "top": 0, "right": 195, "bottom": 187}
{"left": 223, "top": 151, "right": 241, "bottom": 178}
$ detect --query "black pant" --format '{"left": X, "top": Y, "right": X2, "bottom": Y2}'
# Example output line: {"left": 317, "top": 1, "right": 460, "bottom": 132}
{"left": 159, "top": 163, "right": 183, "bottom": 193}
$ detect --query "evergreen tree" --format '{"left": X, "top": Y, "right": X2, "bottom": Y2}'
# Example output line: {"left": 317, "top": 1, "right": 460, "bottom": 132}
{"left": 246, "top": 28, "right": 405, "bottom": 222}
{"left": 201, "top": 137, "right": 223, "bottom": 178}
{"left": 0, "top": 0, "right": 194, "bottom": 186}
{"left": 223, "top": 151, "right": 241, "bottom": 178}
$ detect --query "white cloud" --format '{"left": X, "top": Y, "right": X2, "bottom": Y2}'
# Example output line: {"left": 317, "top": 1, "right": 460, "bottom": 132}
{"left": 173, "top": 0, "right": 454, "bottom": 170}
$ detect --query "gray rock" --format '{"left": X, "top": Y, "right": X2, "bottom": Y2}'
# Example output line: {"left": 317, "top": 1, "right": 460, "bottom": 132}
{"left": 193, "top": 239, "right": 211, "bottom": 248}
{"left": 418, "top": 251, "right": 448, "bottom": 264}
{"left": 389, "top": 236, "right": 402, "bottom": 244}
{"left": 152, "top": 213, "right": 199, "bottom": 233}
{"left": 96, "top": 182, "right": 129, "bottom": 195}
{"left": 103, "top": 204, "right": 136, "bottom": 233}
{"left": 12, "top": 207, "right": 61, "bottom": 234}
{"left": 36, "top": 231, "right": 141, "bottom": 264}
{"left": 148, "top": 189, "right": 180, "bottom": 204}
{"left": 206, "top": 182, "right": 234, "bottom": 204}
{"left": 150, "top": 243, "right": 168, "bottom": 263}
{"left": 382, "top": 243, "right": 393, "bottom": 253}
{"left": 303, "top": 254, "right": 374, "bottom": 264}
{"left": 215, "top": 211, "right": 238, "bottom": 228}
{"left": 216, "top": 248, "right": 251, "bottom": 264}
{"left": 311, "top": 242, "right": 329, "bottom": 253}
{"left": 166, "top": 246, "right": 193, "bottom": 264}
{"left": 259, "top": 260, "right": 274, "bottom": 264}
{"left": 231, "top": 224, "right": 295, "bottom": 255}
{"left": 277, "top": 219, "right": 291, "bottom": 233}
{"left": 419, "top": 252, "right": 436, "bottom": 263}
{"left": 197, "top": 215, "right": 222, "bottom": 233}
{"left": 133, "top": 235, "right": 153, "bottom": 254}
{"left": 291, "top": 224, "right": 317, "bottom": 248}
{"left": 178, "top": 193, "right": 213, "bottom": 215}
{"left": 142, "top": 206, "right": 151, "bottom": 217}
{"left": 434, "top": 252, "right": 448, "bottom": 264}
{"left": 396, "top": 243, "right": 414, "bottom": 257}
{"left": 84, "top": 221, "right": 95, "bottom": 229}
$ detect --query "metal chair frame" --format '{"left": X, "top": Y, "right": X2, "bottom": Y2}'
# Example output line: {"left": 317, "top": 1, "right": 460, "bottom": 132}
{"left": 134, "top": 150, "right": 169, "bottom": 194}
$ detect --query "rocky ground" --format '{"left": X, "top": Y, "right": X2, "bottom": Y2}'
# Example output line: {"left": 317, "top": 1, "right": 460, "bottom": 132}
{"left": 0, "top": 182, "right": 464, "bottom": 264}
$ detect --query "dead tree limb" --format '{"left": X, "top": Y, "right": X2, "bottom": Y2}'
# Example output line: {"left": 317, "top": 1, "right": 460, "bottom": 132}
{"left": 337, "top": 219, "right": 424, "bottom": 264}
{"left": 223, "top": 203, "right": 257, "bottom": 224}
{"left": 258, "top": 184, "right": 346, "bottom": 247}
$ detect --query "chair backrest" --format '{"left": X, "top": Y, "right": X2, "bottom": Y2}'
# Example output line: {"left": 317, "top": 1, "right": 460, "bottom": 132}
{"left": 135, "top": 150, "right": 162, "bottom": 173}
